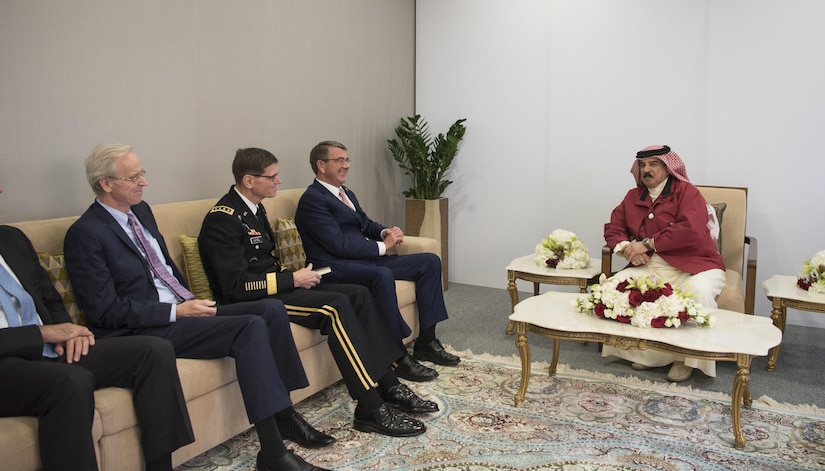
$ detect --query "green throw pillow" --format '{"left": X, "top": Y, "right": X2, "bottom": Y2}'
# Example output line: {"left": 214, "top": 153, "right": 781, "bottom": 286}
{"left": 710, "top": 202, "right": 726, "bottom": 254}
{"left": 37, "top": 252, "right": 85, "bottom": 325}
{"left": 274, "top": 218, "right": 306, "bottom": 272}
{"left": 178, "top": 235, "right": 215, "bottom": 300}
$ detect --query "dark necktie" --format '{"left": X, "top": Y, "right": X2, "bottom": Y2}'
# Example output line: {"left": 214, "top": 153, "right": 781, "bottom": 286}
{"left": 127, "top": 213, "right": 195, "bottom": 302}
{"left": 0, "top": 263, "right": 58, "bottom": 357}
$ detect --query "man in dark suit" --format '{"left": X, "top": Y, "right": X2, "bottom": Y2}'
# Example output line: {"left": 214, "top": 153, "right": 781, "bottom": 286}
{"left": 295, "top": 141, "right": 459, "bottom": 367}
{"left": 0, "top": 187, "right": 193, "bottom": 471}
{"left": 63, "top": 144, "right": 330, "bottom": 471}
{"left": 197, "top": 147, "right": 438, "bottom": 439}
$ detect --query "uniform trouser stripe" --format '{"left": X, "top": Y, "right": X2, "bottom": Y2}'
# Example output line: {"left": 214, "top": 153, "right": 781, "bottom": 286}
{"left": 285, "top": 304, "right": 376, "bottom": 390}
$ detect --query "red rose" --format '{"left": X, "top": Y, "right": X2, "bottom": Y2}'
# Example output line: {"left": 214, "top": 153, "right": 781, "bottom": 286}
{"left": 651, "top": 317, "right": 667, "bottom": 328}
{"left": 594, "top": 303, "right": 606, "bottom": 318}
{"left": 616, "top": 280, "right": 629, "bottom": 292}
{"left": 616, "top": 315, "right": 631, "bottom": 323}
{"left": 628, "top": 290, "right": 644, "bottom": 307}
{"left": 546, "top": 258, "right": 559, "bottom": 268}
{"left": 643, "top": 289, "right": 660, "bottom": 303}
{"left": 661, "top": 284, "right": 673, "bottom": 296}
{"left": 678, "top": 311, "right": 689, "bottom": 322}
{"left": 797, "top": 278, "right": 810, "bottom": 290}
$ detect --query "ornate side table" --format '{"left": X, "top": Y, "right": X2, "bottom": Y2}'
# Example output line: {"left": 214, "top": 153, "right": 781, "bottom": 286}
{"left": 762, "top": 274, "right": 825, "bottom": 371}
{"left": 505, "top": 254, "right": 602, "bottom": 334}
{"left": 509, "top": 291, "right": 781, "bottom": 450}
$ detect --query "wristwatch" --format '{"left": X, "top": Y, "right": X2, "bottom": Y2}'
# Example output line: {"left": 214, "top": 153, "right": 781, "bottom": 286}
{"left": 641, "top": 237, "right": 654, "bottom": 252}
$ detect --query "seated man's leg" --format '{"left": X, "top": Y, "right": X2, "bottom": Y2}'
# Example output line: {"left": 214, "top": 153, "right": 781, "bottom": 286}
{"left": 0, "top": 357, "right": 97, "bottom": 471}
{"left": 330, "top": 262, "right": 412, "bottom": 340}
{"left": 375, "top": 254, "right": 457, "bottom": 365}
{"left": 140, "top": 315, "right": 293, "bottom": 424}
{"left": 217, "top": 298, "right": 309, "bottom": 391}
{"left": 78, "top": 336, "right": 194, "bottom": 465}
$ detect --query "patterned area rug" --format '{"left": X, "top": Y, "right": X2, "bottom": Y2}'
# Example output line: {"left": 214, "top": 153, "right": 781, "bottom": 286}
{"left": 175, "top": 352, "right": 825, "bottom": 471}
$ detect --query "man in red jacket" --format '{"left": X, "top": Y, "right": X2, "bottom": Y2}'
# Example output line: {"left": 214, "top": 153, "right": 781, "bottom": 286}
{"left": 602, "top": 145, "right": 726, "bottom": 382}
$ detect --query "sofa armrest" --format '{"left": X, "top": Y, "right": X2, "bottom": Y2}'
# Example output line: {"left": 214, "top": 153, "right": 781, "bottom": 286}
{"left": 391, "top": 236, "right": 440, "bottom": 258}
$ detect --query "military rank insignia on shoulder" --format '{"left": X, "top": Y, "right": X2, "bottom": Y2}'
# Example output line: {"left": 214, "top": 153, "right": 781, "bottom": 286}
{"left": 209, "top": 205, "right": 235, "bottom": 215}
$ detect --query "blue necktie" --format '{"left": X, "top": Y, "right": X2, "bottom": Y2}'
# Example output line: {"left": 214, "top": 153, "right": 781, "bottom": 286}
{"left": 0, "top": 263, "right": 58, "bottom": 357}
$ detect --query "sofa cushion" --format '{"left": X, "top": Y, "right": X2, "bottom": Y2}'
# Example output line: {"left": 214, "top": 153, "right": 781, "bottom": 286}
{"left": 37, "top": 252, "right": 84, "bottom": 325}
{"left": 274, "top": 218, "right": 306, "bottom": 272}
{"left": 178, "top": 235, "right": 214, "bottom": 300}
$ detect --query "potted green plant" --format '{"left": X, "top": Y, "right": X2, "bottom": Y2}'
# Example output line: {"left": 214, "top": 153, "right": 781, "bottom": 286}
{"left": 388, "top": 114, "right": 466, "bottom": 288}
{"left": 388, "top": 114, "right": 467, "bottom": 199}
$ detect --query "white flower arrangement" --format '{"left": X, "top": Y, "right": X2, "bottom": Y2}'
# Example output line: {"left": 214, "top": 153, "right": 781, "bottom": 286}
{"left": 574, "top": 274, "right": 714, "bottom": 329}
{"left": 797, "top": 250, "right": 825, "bottom": 295}
{"left": 534, "top": 229, "right": 590, "bottom": 270}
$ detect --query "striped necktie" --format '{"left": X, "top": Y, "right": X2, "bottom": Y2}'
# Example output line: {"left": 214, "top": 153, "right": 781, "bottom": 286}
{"left": 127, "top": 213, "right": 195, "bottom": 302}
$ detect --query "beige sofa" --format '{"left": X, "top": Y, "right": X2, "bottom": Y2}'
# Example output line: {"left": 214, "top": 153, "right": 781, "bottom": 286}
{"left": 2, "top": 188, "right": 436, "bottom": 471}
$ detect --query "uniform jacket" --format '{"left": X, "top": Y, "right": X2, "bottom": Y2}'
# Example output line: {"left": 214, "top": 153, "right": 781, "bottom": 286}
{"left": 295, "top": 179, "right": 387, "bottom": 268}
{"left": 604, "top": 177, "right": 725, "bottom": 275}
{"left": 64, "top": 201, "right": 188, "bottom": 337}
{"left": 0, "top": 225, "right": 71, "bottom": 360}
{"left": 198, "top": 187, "right": 294, "bottom": 305}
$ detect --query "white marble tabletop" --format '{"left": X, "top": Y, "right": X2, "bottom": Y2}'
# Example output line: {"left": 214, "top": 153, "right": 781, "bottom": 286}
{"left": 506, "top": 254, "right": 603, "bottom": 279}
{"left": 509, "top": 291, "right": 781, "bottom": 356}
{"left": 762, "top": 275, "right": 825, "bottom": 304}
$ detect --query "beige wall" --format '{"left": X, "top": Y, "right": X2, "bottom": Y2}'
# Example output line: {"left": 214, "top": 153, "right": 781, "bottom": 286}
{"left": 0, "top": 0, "right": 415, "bottom": 227}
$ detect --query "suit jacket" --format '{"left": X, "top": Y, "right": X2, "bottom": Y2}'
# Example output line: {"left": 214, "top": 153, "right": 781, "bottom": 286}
{"left": 64, "top": 201, "right": 188, "bottom": 337}
{"left": 0, "top": 225, "right": 71, "bottom": 360}
{"left": 295, "top": 180, "right": 388, "bottom": 268}
{"left": 198, "top": 187, "right": 295, "bottom": 305}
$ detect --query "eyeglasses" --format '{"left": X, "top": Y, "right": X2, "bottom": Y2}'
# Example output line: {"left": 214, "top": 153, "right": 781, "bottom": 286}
{"left": 250, "top": 174, "right": 279, "bottom": 182}
{"left": 109, "top": 169, "right": 146, "bottom": 183}
{"left": 320, "top": 158, "right": 351, "bottom": 165}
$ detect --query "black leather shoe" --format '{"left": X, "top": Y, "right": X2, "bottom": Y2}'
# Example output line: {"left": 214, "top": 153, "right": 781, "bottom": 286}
{"left": 394, "top": 355, "right": 438, "bottom": 382}
{"left": 353, "top": 403, "right": 426, "bottom": 437}
{"left": 275, "top": 409, "right": 336, "bottom": 448}
{"left": 257, "top": 450, "right": 331, "bottom": 471}
{"left": 413, "top": 339, "right": 460, "bottom": 366}
{"left": 380, "top": 383, "right": 439, "bottom": 414}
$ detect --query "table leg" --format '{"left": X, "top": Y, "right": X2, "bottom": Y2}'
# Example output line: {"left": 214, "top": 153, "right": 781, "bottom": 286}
{"left": 514, "top": 322, "right": 531, "bottom": 406}
{"left": 548, "top": 339, "right": 560, "bottom": 376}
{"left": 731, "top": 354, "right": 753, "bottom": 450}
{"left": 766, "top": 300, "right": 786, "bottom": 371}
{"left": 505, "top": 271, "right": 520, "bottom": 335}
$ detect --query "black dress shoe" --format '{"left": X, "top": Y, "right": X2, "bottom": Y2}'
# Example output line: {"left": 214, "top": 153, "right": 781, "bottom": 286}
{"left": 413, "top": 339, "right": 460, "bottom": 366}
{"left": 257, "top": 450, "right": 331, "bottom": 471}
{"left": 353, "top": 403, "right": 426, "bottom": 437}
{"left": 394, "top": 355, "right": 438, "bottom": 382}
{"left": 380, "top": 383, "right": 439, "bottom": 414}
{"left": 275, "top": 409, "right": 336, "bottom": 448}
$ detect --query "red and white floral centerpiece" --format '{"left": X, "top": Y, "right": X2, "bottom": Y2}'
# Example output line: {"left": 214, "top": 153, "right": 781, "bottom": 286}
{"left": 574, "top": 274, "right": 714, "bottom": 328}
{"left": 797, "top": 250, "right": 825, "bottom": 295}
{"left": 534, "top": 229, "right": 590, "bottom": 270}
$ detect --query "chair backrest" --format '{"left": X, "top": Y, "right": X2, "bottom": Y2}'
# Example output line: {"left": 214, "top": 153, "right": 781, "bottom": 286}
{"left": 696, "top": 185, "right": 747, "bottom": 276}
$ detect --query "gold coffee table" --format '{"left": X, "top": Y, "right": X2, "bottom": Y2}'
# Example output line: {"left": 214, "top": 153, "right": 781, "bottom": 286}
{"left": 509, "top": 291, "right": 782, "bottom": 450}
{"left": 505, "top": 254, "right": 601, "bottom": 334}
{"left": 762, "top": 275, "right": 825, "bottom": 371}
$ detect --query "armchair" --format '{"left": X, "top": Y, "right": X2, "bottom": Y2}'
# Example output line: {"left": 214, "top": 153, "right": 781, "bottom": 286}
{"left": 601, "top": 185, "right": 757, "bottom": 314}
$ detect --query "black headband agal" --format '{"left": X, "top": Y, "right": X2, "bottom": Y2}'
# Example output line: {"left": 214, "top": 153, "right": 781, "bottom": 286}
{"left": 636, "top": 145, "right": 671, "bottom": 159}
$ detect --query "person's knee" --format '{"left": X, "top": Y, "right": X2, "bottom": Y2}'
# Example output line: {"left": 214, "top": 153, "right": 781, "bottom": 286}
{"left": 52, "top": 367, "right": 96, "bottom": 411}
